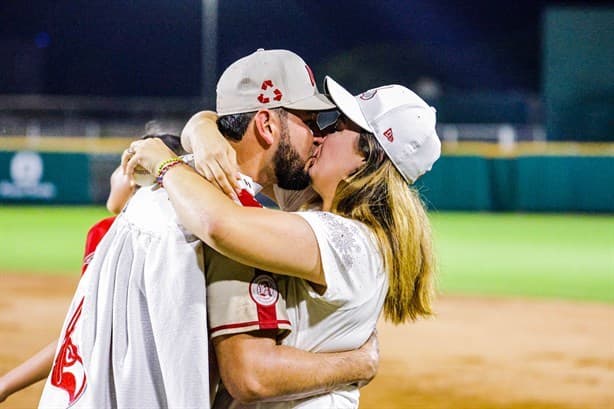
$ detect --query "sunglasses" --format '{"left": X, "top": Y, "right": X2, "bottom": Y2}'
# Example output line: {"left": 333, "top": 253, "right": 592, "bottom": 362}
{"left": 315, "top": 110, "right": 342, "bottom": 132}
{"left": 284, "top": 108, "right": 339, "bottom": 134}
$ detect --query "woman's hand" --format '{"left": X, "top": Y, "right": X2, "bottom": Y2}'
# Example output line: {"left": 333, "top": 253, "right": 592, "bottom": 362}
{"left": 122, "top": 138, "right": 177, "bottom": 180}
{"left": 181, "top": 111, "right": 241, "bottom": 200}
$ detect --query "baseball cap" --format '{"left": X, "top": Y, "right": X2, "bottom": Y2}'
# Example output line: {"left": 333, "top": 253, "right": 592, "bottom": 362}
{"left": 217, "top": 49, "right": 335, "bottom": 115}
{"left": 324, "top": 76, "right": 441, "bottom": 183}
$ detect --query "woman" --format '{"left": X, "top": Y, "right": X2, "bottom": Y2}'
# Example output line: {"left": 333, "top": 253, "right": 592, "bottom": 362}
{"left": 125, "top": 77, "right": 441, "bottom": 408}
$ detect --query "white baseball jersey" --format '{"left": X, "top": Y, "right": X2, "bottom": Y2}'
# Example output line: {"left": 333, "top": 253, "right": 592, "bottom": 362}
{"left": 213, "top": 211, "right": 388, "bottom": 409}
{"left": 39, "top": 185, "right": 210, "bottom": 409}
{"left": 206, "top": 249, "right": 291, "bottom": 340}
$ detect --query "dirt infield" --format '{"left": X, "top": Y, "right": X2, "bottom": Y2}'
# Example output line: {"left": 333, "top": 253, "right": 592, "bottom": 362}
{"left": 1, "top": 273, "right": 612, "bottom": 409}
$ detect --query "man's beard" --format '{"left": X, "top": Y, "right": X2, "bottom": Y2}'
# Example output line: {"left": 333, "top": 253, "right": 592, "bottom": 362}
{"left": 274, "top": 124, "right": 311, "bottom": 191}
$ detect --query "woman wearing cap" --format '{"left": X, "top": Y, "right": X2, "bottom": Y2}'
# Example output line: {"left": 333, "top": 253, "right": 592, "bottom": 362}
{"left": 124, "top": 78, "right": 440, "bottom": 408}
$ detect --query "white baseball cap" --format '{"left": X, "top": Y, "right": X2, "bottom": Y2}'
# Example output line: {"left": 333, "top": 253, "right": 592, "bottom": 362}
{"left": 324, "top": 76, "right": 441, "bottom": 183}
{"left": 216, "top": 49, "right": 335, "bottom": 115}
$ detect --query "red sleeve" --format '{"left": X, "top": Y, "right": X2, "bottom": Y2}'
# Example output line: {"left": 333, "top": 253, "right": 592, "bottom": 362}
{"left": 82, "top": 216, "right": 116, "bottom": 275}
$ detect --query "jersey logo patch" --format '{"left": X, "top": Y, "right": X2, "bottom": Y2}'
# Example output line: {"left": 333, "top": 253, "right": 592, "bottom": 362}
{"left": 249, "top": 274, "right": 279, "bottom": 306}
{"left": 50, "top": 296, "right": 87, "bottom": 405}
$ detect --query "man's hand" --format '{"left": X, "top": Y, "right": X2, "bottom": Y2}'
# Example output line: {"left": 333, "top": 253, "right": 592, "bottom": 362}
{"left": 356, "top": 330, "right": 379, "bottom": 388}
{"left": 181, "top": 111, "right": 241, "bottom": 201}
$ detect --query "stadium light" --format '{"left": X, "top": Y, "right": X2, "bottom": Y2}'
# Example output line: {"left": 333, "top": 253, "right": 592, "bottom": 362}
{"left": 201, "top": 0, "right": 218, "bottom": 109}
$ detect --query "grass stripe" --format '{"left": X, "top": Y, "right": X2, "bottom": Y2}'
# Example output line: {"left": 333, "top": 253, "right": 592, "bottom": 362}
{"left": 0, "top": 207, "right": 612, "bottom": 302}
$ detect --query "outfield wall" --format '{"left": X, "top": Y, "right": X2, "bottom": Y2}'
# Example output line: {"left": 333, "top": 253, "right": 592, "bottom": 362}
{"left": 417, "top": 155, "right": 613, "bottom": 212}
{"left": 0, "top": 143, "right": 613, "bottom": 212}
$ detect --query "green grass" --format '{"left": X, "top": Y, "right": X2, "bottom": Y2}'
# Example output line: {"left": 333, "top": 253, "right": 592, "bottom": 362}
{"left": 430, "top": 212, "right": 614, "bottom": 302}
{"left": 0, "top": 207, "right": 612, "bottom": 302}
{"left": 0, "top": 206, "right": 110, "bottom": 274}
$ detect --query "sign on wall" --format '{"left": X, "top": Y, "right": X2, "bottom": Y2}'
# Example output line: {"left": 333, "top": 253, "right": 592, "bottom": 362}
{"left": 0, "top": 151, "right": 90, "bottom": 204}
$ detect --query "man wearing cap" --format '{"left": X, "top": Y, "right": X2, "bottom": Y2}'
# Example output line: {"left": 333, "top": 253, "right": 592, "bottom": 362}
{"left": 164, "top": 71, "right": 441, "bottom": 409}
{"left": 123, "top": 72, "right": 441, "bottom": 408}
{"left": 189, "top": 49, "right": 380, "bottom": 405}
{"left": 38, "top": 49, "right": 378, "bottom": 409}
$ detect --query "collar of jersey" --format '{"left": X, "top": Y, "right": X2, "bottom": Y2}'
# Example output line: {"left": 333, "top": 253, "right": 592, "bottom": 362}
{"left": 238, "top": 173, "right": 262, "bottom": 196}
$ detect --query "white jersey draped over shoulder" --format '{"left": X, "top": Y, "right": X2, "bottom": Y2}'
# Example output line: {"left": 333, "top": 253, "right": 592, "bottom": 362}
{"left": 39, "top": 185, "right": 209, "bottom": 409}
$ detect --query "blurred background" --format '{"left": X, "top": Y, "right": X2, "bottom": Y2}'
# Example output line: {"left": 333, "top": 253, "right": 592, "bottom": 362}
{"left": 0, "top": 0, "right": 612, "bottom": 210}
{"left": 0, "top": 2, "right": 613, "bottom": 409}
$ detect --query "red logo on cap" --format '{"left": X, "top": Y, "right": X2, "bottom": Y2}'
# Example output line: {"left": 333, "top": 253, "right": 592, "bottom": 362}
{"left": 257, "top": 80, "right": 283, "bottom": 104}
{"left": 305, "top": 65, "right": 315, "bottom": 87}
{"left": 383, "top": 128, "right": 394, "bottom": 142}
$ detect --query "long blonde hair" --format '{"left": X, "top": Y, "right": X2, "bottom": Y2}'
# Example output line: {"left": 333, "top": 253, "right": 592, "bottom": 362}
{"left": 331, "top": 131, "right": 436, "bottom": 324}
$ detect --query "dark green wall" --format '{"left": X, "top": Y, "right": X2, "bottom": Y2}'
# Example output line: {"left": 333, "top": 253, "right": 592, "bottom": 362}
{"left": 417, "top": 155, "right": 614, "bottom": 212}
{"left": 1, "top": 150, "right": 612, "bottom": 212}
{"left": 543, "top": 7, "right": 614, "bottom": 141}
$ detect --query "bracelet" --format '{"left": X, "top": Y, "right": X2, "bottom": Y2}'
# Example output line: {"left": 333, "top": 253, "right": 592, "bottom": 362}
{"left": 155, "top": 157, "right": 183, "bottom": 177}
{"left": 155, "top": 158, "right": 184, "bottom": 188}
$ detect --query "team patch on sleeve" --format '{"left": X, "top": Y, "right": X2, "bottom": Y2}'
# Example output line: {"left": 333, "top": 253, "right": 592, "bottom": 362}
{"left": 249, "top": 273, "right": 279, "bottom": 306}
{"left": 207, "top": 261, "right": 291, "bottom": 338}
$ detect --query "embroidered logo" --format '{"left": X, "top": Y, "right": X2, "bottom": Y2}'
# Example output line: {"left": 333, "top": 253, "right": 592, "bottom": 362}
{"left": 316, "top": 212, "right": 361, "bottom": 268}
{"left": 383, "top": 128, "right": 394, "bottom": 142}
{"left": 257, "top": 80, "right": 283, "bottom": 104}
{"left": 359, "top": 85, "right": 395, "bottom": 100}
{"left": 50, "top": 297, "right": 87, "bottom": 405}
{"left": 305, "top": 65, "right": 316, "bottom": 86}
{"left": 359, "top": 89, "right": 378, "bottom": 100}
{"left": 249, "top": 274, "right": 279, "bottom": 306}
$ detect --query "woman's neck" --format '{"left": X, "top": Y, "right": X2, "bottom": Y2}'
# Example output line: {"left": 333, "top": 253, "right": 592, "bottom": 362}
{"left": 321, "top": 197, "right": 333, "bottom": 212}
{"left": 314, "top": 184, "right": 336, "bottom": 212}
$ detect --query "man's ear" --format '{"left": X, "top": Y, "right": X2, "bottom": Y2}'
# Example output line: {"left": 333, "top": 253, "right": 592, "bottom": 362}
{"left": 253, "top": 110, "right": 276, "bottom": 146}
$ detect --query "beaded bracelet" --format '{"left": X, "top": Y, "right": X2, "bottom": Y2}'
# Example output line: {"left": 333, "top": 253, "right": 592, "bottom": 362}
{"left": 155, "top": 157, "right": 182, "bottom": 176}
{"left": 155, "top": 158, "right": 184, "bottom": 188}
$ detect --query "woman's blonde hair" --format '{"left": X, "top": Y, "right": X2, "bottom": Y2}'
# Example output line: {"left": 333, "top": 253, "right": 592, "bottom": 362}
{"left": 331, "top": 131, "right": 436, "bottom": 324}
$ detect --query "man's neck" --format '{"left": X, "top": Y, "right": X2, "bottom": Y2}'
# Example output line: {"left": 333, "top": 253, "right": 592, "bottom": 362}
{"left": 232, "top": 141, "right": 275, "bottom": 190}
{"left": 230, "top": 135, "right": 275, "bottom": 196}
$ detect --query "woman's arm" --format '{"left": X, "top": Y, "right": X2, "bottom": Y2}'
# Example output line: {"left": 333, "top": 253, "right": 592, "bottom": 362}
{"left": 167, "top": 163, "right": 325, "bottom": 285}
{"left": 0, "top": 341, "right": 56, "bottom": 403}
{"left": 124, "top": 138, "right": 326, "bottom": 285}
{"left": 180, "top": 110, "right": 241, "bottom": 200}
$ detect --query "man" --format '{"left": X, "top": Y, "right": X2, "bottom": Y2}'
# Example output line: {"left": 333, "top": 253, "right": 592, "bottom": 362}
{"left": 38, "top": 49, "right": 376, "bottom": 409}
{"left": 174, "top": 49, "right": 380, "bottom": 406}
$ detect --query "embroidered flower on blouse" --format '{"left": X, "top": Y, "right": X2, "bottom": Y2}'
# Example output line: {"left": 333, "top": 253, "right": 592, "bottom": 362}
{"left": 315, "top": 212, "right": 361, "bottom": 267}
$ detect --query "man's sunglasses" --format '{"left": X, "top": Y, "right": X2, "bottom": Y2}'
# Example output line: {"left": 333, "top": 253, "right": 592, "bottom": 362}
{"left": 285, "top": 108, "right": 342, "bottom": 135}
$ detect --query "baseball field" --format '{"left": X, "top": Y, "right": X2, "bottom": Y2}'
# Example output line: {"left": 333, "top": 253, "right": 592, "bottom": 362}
{"left": 1, "top": 207, "right": 612, "bottom": 408}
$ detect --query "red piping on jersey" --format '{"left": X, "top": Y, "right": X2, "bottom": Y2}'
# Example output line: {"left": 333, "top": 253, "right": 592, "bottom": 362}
{"left": 220, "top": 189, "right": 289, "bottom": 335}
{"left": 237, "top": 189, "right": 263, "bottom": 208}
{"left": 210, "top": 320, "right": 291, "bottom": 334}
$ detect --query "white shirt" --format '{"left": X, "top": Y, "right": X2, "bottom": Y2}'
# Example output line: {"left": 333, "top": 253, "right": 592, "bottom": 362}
{"left": 40, "top": 183, "right": 210, "bottom": 409}
{"left": 217, "top": 211, "right": 388, "bottom": 409}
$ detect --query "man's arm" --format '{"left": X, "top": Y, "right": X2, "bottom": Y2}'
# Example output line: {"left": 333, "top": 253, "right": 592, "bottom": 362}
{"left": 213, "top": 330, "right": 378, "bottom": 404}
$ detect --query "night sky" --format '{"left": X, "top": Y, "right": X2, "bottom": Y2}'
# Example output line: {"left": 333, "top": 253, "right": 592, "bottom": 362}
{"left": 0, "top": 0, "right": 609, "bottom": 97}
